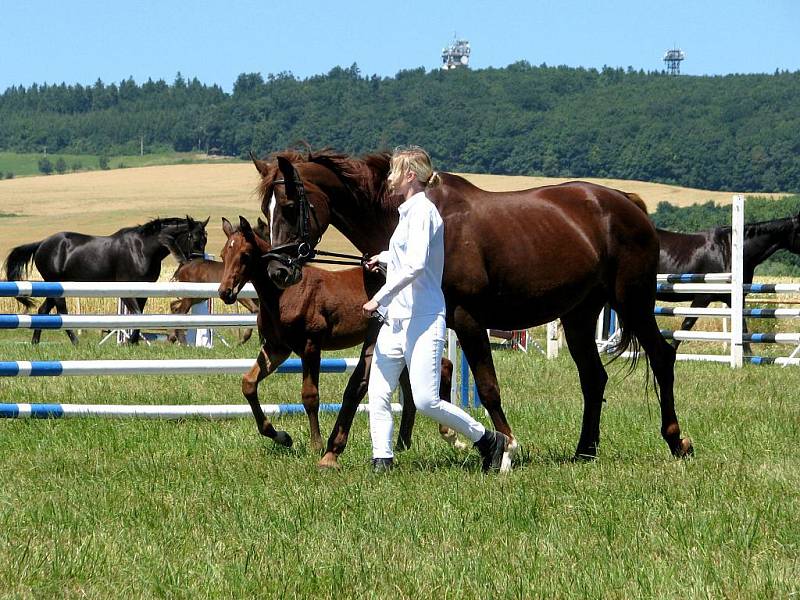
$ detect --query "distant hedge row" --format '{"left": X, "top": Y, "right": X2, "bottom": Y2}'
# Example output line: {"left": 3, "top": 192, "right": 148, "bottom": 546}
{"left": 2, "top": 63, "right": 800, "bottom": 192}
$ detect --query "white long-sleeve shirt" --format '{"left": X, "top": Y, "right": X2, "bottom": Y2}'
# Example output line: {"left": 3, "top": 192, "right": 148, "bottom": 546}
{"left": 371, "top": 191, "right": 446, "bottom": 319}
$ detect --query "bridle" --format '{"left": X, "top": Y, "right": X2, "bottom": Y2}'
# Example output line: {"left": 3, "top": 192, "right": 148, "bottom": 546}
{"left": 262, "top": 170, "right": 371, "bottom": 269}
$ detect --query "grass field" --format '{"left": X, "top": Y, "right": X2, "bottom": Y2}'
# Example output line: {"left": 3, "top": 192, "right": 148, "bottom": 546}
{"left": 0, "top": 163, "right": 798, "bottom": 597}
{"left": 0, "top": 151, "right": 240, "bottom": 179}
{"left": 0, "top": 334, "right": 798, "bottom": 598}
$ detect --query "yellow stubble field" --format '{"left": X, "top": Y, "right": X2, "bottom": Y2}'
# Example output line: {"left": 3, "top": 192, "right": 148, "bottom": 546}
{"left": 0, "top": 162, "right": 789, "bottom": 266}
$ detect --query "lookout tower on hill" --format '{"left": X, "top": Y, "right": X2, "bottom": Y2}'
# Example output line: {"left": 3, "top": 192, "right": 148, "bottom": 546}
{"left": 663, "top": 48, "right": 685, "bottom": 75}
{"left": 442, "top": 37, "right": 470, "bottom": 70}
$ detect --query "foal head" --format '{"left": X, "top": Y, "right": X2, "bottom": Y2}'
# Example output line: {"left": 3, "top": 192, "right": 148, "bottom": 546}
{"left": 218, "top": 216, "right": 270, "bottom": 304}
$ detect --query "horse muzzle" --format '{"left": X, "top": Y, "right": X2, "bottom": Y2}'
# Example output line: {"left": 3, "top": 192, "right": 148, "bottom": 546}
{"left": 218, "top": 286, "right": 238, "bottom": 305}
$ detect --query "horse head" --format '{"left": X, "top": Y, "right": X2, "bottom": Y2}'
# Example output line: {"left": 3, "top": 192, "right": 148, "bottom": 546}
{"left": 252, "top": 151, "right": 342, "bottom": 288}
{"left": 164, "top": 216, "right": 209, "bottom": 263}
{"left": 219, "top": 216, "right": 269, "bottom": 304}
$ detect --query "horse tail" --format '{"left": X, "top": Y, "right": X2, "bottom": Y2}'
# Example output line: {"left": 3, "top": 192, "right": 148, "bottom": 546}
{"left": 623, "top": 192, "right": 648, "bottom": 214}
{"left": 3, "top": 241, "right": 42, "bottom": 309}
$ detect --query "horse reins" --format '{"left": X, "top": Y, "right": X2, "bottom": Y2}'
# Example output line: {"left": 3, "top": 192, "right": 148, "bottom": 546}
{"left": 263, "top": 175, "right": 371, "bottom": 269}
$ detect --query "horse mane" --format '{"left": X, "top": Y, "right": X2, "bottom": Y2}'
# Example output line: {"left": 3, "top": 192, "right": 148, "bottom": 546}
{"left": 255, "top": 145, "right": 395, "bottom": 209}
{"left": 114, "top": 216, "right": 197, "bottom": 236}
{"left": 714, "top": 214, "right": 796, "bottom": 240}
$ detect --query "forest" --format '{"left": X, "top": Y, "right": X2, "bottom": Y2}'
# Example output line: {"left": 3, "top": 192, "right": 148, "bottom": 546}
{"left": 1, "top": 63, "right": 800, "bottom": 193}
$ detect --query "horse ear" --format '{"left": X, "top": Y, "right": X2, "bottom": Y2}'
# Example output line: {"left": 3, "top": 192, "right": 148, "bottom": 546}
{"left": 250, "top": 151, "right": 271, "bottom": 177}
{"left": 239, "top": 216, "right": 253, "bottom": 235}
{"left": 221, "top": 217, "right": 234, "bottom": 238}
{"left": 276, "top": 156, "right": 299, "bottom": 199}
{"left": 202, "top": 216, "right": 210, "bottom": 228}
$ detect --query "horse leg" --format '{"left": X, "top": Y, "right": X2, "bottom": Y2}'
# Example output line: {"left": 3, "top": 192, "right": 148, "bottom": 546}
{"left": 561, "top": 301, "right": 608, "bottom": 459}
{"left": 452, "top": 307, "right": 517, "bottom": 472}
{"left": 54, "top": 298, "right": 79, "bottom": 345}
{"left": 435, "top": 357, "right": 469, "bottom": 450}
{"left": 395, "top": 367, "right": 417, "bottom": 451}
{"left": 168, "top": 297, "right": 196, "bottom": 344}
{"left": 237, "top": 298, "right": 259, "bottom": 344}
{"left": 318, "top": 321, "right": 380, "bottom": 470}
{"left": 242, "top": 344, "right": 293, "bottom": 446}
{"left": 31, "top": 297, "right": 55, "bottom": 345}
{"left": 300, "top": 343, "right": 324, "bottom": 452}
{"left": 120, "top": 297, "right": 142, "bottom": 344}
{"left": 671, "top": 296, "right": 710, "bottom": 350}
{"left": 614, "top": 297, "right": 693, "bottom": 458}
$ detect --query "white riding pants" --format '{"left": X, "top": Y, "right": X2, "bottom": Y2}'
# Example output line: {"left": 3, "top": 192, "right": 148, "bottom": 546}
{"left": 368, "top": 313, "right": 486, "bottom": 459}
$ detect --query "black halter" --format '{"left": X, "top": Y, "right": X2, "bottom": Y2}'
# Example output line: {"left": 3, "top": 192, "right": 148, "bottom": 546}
{"left": 263, "top": 172, "right": 368, "bottom": 269}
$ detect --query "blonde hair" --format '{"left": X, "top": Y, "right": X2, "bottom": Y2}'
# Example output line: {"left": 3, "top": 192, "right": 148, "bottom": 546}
{"left": 388, "top": 145, "right": 441, "bottom": 190}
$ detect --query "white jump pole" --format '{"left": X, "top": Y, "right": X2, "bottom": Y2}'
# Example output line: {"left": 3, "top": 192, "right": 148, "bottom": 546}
{"left": 731, "top": 194, "right": 744, "bottom": 368}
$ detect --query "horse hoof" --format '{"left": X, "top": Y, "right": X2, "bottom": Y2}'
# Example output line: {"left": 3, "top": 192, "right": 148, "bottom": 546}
{"left": 573, "top": 453, "right": 597, "bottom": 462}
{"left": 317, "top": 453, "right": 341, "bottom": 470}
{"left": 395, "top": 437, "right": 411, "bottom": 451}
{"left": 673, "top": 437, "right": 694, "bottom": 458}
{"left": 273, "top": 431, "right": 293, "bottom": 448}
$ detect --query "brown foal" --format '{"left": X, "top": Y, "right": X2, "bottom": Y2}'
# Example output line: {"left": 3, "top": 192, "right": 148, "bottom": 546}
{"left": 218, "top": 216, "right": 454, "bottom": 461}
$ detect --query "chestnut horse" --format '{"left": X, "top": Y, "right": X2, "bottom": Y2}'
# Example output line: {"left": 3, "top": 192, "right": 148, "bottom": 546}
{"left": 218, "top": 216, "right": 455, "bottom": 455}
{"left": 257, "top": 149, "right": 693, "bottom": 470}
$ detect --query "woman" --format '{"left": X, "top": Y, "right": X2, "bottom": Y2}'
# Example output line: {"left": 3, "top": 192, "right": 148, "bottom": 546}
{"left": 363, "top": 146, "right": 508, "bottom": 472}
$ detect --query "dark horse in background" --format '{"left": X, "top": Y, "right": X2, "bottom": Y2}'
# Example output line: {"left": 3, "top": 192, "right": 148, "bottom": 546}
{"left": 3, "top": 216, "right": 208, "bottom": 344}
{"left": 657, "top": 213, "right": 800, "bottom": 353}
{"left": 256, "top": 149, "right": 693, "bottom": 471}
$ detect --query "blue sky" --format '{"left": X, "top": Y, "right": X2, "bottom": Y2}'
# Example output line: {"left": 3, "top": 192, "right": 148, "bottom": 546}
{"left": 1, "top": 0, "right": 798, "bottom": 92}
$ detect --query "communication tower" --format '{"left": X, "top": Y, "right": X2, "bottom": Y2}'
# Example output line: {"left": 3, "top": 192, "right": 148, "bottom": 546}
{"left": 663, "top": 48, "right": 685, "bottom": 75}
{"left": 442, "top": 36, "right": 470, "bottom": 70}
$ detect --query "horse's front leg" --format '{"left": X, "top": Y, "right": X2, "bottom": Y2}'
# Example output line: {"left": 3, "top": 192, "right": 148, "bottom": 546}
{"left": 237, "top": 298, "right": 259, "bottom": 344}
{"left": 243, "top": 344, "right": 293, "bottom": 447}
{"left": 435, "top": 357, "right": 469, "bottom": 450}
{"left": 453, "top": 308, "right": 517, "bottom": 472}
{"left": 300, "top": 342, "right": 324, "bottom": 452}
{"left": 318, "top": 322, "right": 380, "bottom": 470}
{"left": 168, "top": 297, "right": 196, "bottom": 344}
{"left": 31, "top": 297, "right": 55, "bottom": 345}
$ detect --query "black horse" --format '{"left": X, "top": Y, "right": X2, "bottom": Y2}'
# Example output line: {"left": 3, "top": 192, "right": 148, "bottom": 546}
{"left": 3, "top": 216, "right": 209, "bottom": 344}
{"left": 657, "top": 212, "right": 800, "bottom": 351}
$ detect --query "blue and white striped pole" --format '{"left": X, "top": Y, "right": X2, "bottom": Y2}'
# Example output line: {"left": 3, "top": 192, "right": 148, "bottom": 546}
{"left": 0, "top": 357, "right": 358, "bottom": 377}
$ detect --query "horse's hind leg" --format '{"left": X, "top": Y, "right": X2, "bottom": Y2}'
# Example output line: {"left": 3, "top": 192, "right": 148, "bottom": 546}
{"left": 300, "top": 342, "right": 324, "bottom": 452}
{"left": 614, "top": 298, "right": 693, "bottom": 458}
{"left": 31, "top": 297, "right": 55, "bottom": 345}
{"left": 54, "top": 298, "right": 78, "bottom": 345}
{"left": 395, "top": 367, "right": 417, "bottom": 451}
{"left": 243, "top": 344, "right": 293, "bottom": 447}
{"left": 434, "top": 357, "right": 469, "bottom": 450}
{"left": 561, "top": 301, "right": 608, "bottom": 460}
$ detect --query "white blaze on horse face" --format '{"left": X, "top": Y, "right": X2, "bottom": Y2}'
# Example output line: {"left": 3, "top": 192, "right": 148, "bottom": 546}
{"left": 269, "top": 193, "right": 277, "bottom": 245}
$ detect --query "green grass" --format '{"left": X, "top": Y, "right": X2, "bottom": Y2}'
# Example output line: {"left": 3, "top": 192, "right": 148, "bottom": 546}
{"left": 0, "top": 151, "right": 242, "bottom": 178}
{"left": 0, "top": 333, "right": 798, "bottom": 598}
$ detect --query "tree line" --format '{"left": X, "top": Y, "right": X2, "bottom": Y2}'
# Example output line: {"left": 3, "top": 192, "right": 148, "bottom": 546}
{"left": 1, "top": 63, "right": 800, "bottom": 192}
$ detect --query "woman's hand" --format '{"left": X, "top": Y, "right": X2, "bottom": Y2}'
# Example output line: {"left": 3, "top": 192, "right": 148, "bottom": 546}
{"left": 362, "top": 299, "right": 380, "bottom": 316}
{"left": 364, "top": 255, "right": 382, "bottom": 272}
